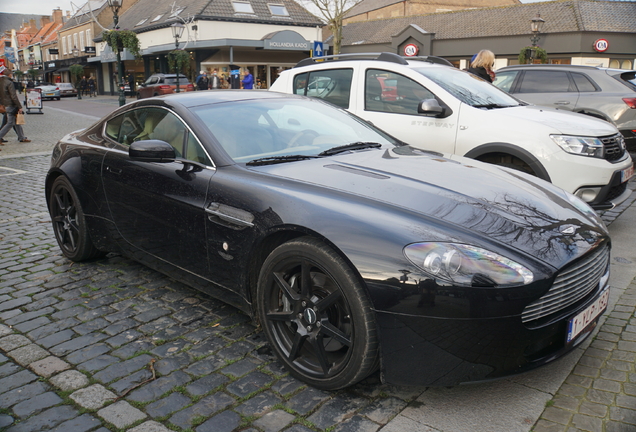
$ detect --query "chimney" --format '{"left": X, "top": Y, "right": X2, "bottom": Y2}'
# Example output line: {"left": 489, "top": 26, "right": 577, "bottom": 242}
{"left": 66, "top": 11, "right": 71, "bottom": 20}
{"left": 53, "top": 8, "right": 63, "bottom": 23}
{"left": 40, "top": 16, "right": 51, "bottom": 27}
{"left": 29, "top": 18, "right": 37, "bottom": 31}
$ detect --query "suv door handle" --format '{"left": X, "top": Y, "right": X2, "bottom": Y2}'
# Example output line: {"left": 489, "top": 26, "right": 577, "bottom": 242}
{"left": 554, "top": 101, "right": 570, "bottom": 105}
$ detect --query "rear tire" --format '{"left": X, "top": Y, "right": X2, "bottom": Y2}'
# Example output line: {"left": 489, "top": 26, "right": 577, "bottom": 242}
{"left": 49, "top": 176, "right": 105, "bottom": 262}
{"left": 257, "top": 237, "right": 379, "bottom": 390}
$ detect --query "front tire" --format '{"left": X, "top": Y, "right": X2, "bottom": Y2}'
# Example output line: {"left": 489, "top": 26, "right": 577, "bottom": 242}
{"left": 257, "top": 237, "right": 379, "bottom": 390}
{"left": 49, "top": 176, "right": 104, "bottom": 262}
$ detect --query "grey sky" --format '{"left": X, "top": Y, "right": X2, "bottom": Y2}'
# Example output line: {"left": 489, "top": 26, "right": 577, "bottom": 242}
{"left": 0, "top": 0, "right": 77, "bottom": 15}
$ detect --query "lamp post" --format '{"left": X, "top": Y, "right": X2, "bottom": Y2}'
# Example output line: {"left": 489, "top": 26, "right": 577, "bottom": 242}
{"left": 528, "top": 13, "right": 545, "bottom": 63}
{"left": 107, "top": 0, "right": 126, "bottom": 106}
{"left": 171, "top": 22, "right": 185, "bottom": 93}
{"left": 72, "top": 47, "right": 82, "bottom": 99}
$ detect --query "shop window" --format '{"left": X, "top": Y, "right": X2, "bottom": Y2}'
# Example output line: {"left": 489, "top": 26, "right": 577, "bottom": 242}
{"left": 232, "top": 1, "right": 254, "bottom": 13}
{"left": 268, "top": 4, "right": 289, "bottom": 16}
{"left": 621, "top": 60, "right": 632, "bottom": 69}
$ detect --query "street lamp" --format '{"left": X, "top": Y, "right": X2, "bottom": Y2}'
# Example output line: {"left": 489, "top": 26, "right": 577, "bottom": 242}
{"left": 526, "top": 13, "right": 545, "bottom": 64}
{"left": 107, "top": 0, "right": 126, "bottom": 106}
{"left": 171, "top": 22, "right": 185, "bottom": 93}
{"left": 72, "top": 46, "right": 82, "bottom": 99}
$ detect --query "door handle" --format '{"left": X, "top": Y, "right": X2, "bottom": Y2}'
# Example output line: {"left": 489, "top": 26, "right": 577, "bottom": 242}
{"left": 105, "top": 166, "right": 122, "bottom": 175}
{"left": 554, "top": 101, "right": 570, "bottom": 105}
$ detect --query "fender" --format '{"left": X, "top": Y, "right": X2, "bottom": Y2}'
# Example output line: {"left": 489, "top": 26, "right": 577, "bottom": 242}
{"left": 464, "top": 142, "right": 551, "bottom": 183}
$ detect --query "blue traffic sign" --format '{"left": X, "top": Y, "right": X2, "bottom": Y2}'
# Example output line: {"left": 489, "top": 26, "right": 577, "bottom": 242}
{"left": 313, "top": 41, "right": 324, "bottom": 57}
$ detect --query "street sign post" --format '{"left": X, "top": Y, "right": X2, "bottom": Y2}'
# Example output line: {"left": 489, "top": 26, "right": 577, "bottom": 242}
{"left": 313, "top": 41, "right": 324, "bottom": 58}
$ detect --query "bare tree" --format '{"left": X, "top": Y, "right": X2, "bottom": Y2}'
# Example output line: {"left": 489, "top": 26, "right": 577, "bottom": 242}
{"left": 300, "top": 0, "right": 364, "bottom": 54}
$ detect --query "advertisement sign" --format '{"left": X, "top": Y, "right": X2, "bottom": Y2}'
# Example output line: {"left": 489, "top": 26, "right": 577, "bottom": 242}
{"left": 25, "top": 88, "right": 43, "bottom": 114}
{"left": 593, "top": 39, "right": 609, "bottom": 52}
{"left": 404, "top": 44, "right": 419, "bottom": 57}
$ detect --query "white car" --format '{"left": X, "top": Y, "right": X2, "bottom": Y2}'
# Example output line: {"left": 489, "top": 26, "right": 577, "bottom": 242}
{"left": 270, "top": 53, "right": 634, "bottom": 209}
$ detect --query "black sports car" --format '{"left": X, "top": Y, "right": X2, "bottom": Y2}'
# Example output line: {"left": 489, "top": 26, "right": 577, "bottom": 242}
{"left": 46, "top": 91, "right": 611, "bottom": 390}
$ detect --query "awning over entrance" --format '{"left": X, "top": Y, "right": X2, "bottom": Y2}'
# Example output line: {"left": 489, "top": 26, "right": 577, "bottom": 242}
{"left": 262, "top": 30, "right": 312, "bottom": 50}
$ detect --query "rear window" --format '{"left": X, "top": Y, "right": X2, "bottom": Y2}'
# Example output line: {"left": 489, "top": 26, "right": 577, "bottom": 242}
{"left": 617, "top": 71, "right": 636, "bottom": 91}
{"left": 164, "top": 77, "right": 191, "bottom": 85}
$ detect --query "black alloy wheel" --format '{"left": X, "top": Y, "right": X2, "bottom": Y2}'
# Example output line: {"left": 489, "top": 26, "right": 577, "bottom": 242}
{"left": 257, "top": 237, "right": 379, "bottom": 390}
{"left": 49, "top": 176, "right": 104, "bottom": 262}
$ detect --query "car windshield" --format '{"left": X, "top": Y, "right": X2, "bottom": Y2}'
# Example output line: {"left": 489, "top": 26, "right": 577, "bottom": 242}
{"left": 192, "top": 98, "right": 397, "bottom": 163}
{"left": 414, "top": 67, "right": 522, "bottom": 108}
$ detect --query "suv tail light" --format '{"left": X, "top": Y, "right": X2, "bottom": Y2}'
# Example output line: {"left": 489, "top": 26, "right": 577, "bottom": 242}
{"left": 623, "top": 98, "right": 636, "bottom": 109}
{"left": 159, "top": 85, "right": 172, "bottom": 90}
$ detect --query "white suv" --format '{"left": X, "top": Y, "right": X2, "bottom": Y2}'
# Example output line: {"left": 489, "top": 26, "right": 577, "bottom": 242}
{"left": 270, "top": 53, "right": 634, "bottom": 210}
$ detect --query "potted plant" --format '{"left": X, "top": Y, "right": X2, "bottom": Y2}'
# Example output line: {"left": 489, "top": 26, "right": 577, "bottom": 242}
{"left": 519, "top": 46, "right": 548, "bottom": 64}
{"left": 103, "top": 29, "right": 142, "bottom": 58}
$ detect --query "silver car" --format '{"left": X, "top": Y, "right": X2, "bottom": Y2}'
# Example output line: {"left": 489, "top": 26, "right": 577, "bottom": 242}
{"left": 57, "top": 83, "right": 77, "bottom": 97}
{"left": 493, "top": 65, "right": 636, "bottom": 153}
{"left": 35, "top": 82, "right": 61, "bottom": 100}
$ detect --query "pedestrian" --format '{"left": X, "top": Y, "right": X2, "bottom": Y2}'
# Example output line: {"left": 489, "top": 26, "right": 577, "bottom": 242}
{"left": 26, "top": 79, "right": 34, "bottom": 88}
{"left": 88, "top": 76, "right": 96, "bottom": 97}
{"left": 127, "top": 73, "right": 135, "bottom": 97}
{"left": 210, "top": 69, "right": 221, "bottom": 90}
{"left": 79, "top": 76, "right": 87, "bottom": 96}
{"left": 197, "top": 72, "right": 209, "bottom": 91}
{"left": 467, "top": 50, "right": 496, "bottom": 83}
{"left": 195, "top": 70, "right": 205, "bottom": 89}
{"left": 241, "top": 68, "right": 254, "bottom": 89}
{"left": 0, "top": 67, "right": 31, "bottom": 146}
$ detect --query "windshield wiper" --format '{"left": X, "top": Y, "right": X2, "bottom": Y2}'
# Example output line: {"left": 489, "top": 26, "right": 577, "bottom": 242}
{"left": 246, "top": 155, "right": 323, "bottom": 166}
{"left": 318, "top": 142, "right": 382, "bottom": 156}
{"left": 473, "top": 103, "right": 517, "bottom": 109}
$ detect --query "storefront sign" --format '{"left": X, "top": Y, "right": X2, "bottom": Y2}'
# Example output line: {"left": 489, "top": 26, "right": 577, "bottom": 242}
{"left": 49, "top": 49, "right": 59, "bottom": 55}
{"left": 593, "top": 39, "right": 609, "bottom": 52}
{"left": 404, "top": 43, "right": 419, "bottom": 57}
{"left": 85, "top": 46, "right": 96, "bottom": 54}
{"left": 263, "top": 30, "right": 311, "bottom": 51}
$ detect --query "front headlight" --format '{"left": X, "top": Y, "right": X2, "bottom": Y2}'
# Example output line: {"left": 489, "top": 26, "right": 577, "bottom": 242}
{"left": 550, "top": 135, "right": 604, "bottom": 158}
{"left": 404, "top": 243, "right": 534, "bottom": 287}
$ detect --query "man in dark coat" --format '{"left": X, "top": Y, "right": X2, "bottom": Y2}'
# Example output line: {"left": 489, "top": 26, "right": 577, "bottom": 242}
{"left": 0, "top": 67, "right": 30, "bottom": 145}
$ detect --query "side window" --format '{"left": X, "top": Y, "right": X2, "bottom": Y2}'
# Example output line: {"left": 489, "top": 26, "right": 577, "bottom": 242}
{"left": 294, "top": 69, "right": 353, "bottom": 109}
{"left": 571, "top": 73, "right": 598, "bottom": 92}
{"left": 492, "top": 71, "right": 519, "bottom": 93}
{"left": 145, "top": 111, "right": 186, "bottom": 157}
{"left": 185, "top": 132, "right": 212, "bottom": 165}
{"left": 104, "top": 114, "right": 124, "bottom": 142}
{"left": 518, "top": 71, "right": 574, "bottom": 93}
{"left": 365, "top": 69, "right": 435, "bottom": 114}
{"left": 293, "top": 73, "right": 308, "bottom": 95}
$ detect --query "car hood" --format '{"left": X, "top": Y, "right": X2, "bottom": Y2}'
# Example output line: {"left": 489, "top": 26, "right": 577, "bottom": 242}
{"left": 253, "top": 147, "right": 607, "bottom": 268}
{"left": 496, "top": 105, "right": 618, "bottom": 136}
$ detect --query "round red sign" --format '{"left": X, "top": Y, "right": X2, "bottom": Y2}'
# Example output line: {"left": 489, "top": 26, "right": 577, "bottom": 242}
{"left": 593, "top": 39, "right": 609, "bottom": 52}
{"left": 404, "top": 44, "right": 419, "bottom": 57}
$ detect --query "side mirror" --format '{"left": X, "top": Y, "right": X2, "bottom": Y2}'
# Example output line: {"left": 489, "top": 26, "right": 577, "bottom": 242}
{"left": 418, "top": 99, "right": 452, "bottom": 118}
{"left": 129, "top": 140, "right": 175, "bottom": 163}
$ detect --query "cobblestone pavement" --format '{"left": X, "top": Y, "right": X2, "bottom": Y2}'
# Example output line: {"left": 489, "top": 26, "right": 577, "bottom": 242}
{"left": 0, "top": 104, "right": 635, "bottom": 432}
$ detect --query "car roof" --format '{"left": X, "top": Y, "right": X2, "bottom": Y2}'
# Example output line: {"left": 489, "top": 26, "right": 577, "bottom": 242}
{"left": 498, "top": 64, "right": 609, "bottom": 72}
{"left": 293, "top": 52, "right": 453, "bottom": 70}
{"left": 134, "top": 89, "right": 305, "bottom": 109}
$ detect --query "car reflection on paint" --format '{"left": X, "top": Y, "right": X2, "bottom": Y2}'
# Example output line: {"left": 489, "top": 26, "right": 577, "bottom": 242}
{"left": 46, "top": 90, "right": 611, "bottom": 390}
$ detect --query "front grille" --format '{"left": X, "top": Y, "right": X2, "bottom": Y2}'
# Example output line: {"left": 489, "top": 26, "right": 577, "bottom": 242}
{"left": 522, "top": 244, "right": 609, "bottom": 324}
{"left": 606, "top": 182, "right": 628, "bottom": 202}
{"left": 602, "top": 134, "right": 625, "bottom": 162}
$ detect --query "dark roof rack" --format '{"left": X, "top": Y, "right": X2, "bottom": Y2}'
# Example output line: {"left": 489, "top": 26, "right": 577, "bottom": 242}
{"left": 294, "top": 52, "right": 453, "bottom": 68}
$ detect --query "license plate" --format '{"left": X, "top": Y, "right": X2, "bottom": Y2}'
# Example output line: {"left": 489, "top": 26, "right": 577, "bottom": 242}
{"left": 566, "top": 289, "right": 609, "bottom": 343}
{"left": 45, "top": 93, "right": 54, "bottom": 96}
{"left": 621, "top": 165, "right": 634, "bottom": 182}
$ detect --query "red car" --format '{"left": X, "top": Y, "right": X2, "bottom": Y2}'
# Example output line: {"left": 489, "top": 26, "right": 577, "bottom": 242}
{"left": 136, "top": 73, "right": 194, "bottom": 99}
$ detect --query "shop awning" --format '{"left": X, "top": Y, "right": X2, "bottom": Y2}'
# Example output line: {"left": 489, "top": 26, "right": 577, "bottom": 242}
{"left": 56, "top": 67, "right": 70, "bottom": 73}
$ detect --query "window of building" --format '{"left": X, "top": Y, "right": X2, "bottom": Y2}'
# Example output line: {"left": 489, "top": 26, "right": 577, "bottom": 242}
{"left": 232, "top": 1, "right": 255, "bottom": 14}
{"left": 169, "top": 8, "right": 185, "bottom": 18}
{"left": 79, "top": 31, "right": 85, "bottom": 51}
{"left": 85, "top": 29, "right": 92, "bottom": 48}
{"left": 73, "top": 33, "right": 78, "bottom": 52}
{"left": 135, "top": 18, "right": 148, "bottom": 26}
{"left": 151, "top": 14, "right": 163, "bottom": 23}
{"left": 268, "top": 4, "right": 289, "bottom": 16}
{"left": 62, "top": 36, "right": 67, "bottom": 55}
